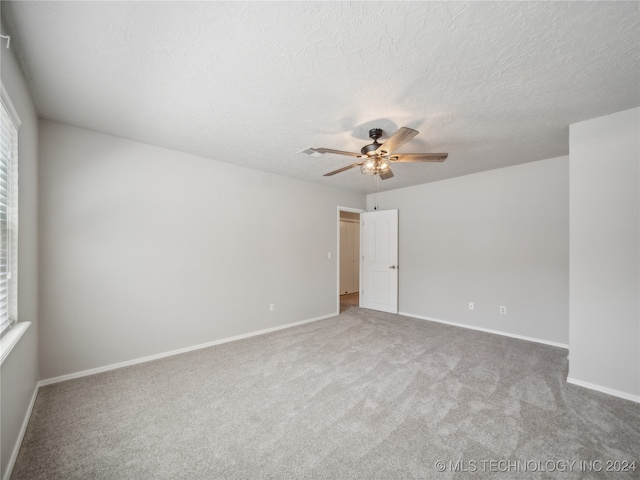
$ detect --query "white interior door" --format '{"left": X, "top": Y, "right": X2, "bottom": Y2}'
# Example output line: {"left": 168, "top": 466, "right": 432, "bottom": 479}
{"left": 359, "top": 209, "right": 398, "bottom": 313}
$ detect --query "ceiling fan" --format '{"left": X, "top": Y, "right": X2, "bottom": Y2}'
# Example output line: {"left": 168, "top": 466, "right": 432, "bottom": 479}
{"left": 312, "top": 127, "right": 448, "bottom": 180}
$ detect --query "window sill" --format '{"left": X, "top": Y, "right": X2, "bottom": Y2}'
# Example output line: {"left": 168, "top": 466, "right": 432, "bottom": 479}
{"left": 0, "top": 322, "right": 31, "bottom": 365}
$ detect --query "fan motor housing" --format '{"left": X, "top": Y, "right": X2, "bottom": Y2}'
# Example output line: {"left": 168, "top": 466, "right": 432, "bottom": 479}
{"left": 361, "top": 128, "right": 383, "bottom": 156}
{"left": 361, "top": 143, "right": 379, "bottom": 156}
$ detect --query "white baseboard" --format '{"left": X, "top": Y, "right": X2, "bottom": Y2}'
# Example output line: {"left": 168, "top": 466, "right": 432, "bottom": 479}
{"left": 2, "top": 382, "right": 39, "bottom": 480}
{"left": 39, "top": 313, "right": 337, "bottom": 387}
{"left": 566, "top": 377, "right": 640, "bottom": 404}
{"left": 399, "top": 311, "right": 569, "bottom": 349}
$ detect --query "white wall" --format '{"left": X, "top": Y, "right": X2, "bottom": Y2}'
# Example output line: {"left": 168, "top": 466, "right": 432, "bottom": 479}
{"left": 0, "top": 21, "right": 40, "bottom": 480}
{"left": 568, "top": 107, "right": 639, "bottom": 401}
{"left": 367, "top": 157, "right": 570, "bottom": 346}
{"left": 38, "top": 121, "right": 364, "bottom": 380}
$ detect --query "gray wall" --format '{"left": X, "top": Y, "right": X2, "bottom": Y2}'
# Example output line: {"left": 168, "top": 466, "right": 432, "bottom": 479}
{"left": 367, "top": 157, "right": 570, "bottom": 346}
{"left": 0, "top": 22, "right": 40, "bottom": 480}
{"left": 568, "top": 107, "right": 639, "bottom": 399}
{"left": 38, "top": 121, "right": 364, "bottom": 380}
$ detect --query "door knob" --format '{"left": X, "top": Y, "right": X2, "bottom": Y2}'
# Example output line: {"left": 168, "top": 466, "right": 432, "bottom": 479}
{"left": 389, "top": 265, "right": 397, "bottom": 269}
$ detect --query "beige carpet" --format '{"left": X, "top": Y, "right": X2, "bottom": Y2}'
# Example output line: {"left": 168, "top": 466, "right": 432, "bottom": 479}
{"left": 11, "top": 306, "right": 640, "bottom": 479}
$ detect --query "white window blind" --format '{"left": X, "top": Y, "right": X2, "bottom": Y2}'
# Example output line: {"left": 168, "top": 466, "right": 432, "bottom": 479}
{"left": 0, "top": 94, "right": 18, "bottom": 336}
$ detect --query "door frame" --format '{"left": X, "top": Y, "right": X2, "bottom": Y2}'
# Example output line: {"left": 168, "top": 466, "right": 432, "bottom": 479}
{"left": 337, "top": 206, "right": 366, "bottom": 313}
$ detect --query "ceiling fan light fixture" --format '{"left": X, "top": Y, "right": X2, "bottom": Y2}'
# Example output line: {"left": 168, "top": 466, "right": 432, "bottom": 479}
{"left": 315, "top": 126, "right": 448, "bottom": 179}
{"left": 360, "top": 163, "right": 376, "bottom": 176}
{"left": 360, "top": 158, "right": 390, "bottom": 176}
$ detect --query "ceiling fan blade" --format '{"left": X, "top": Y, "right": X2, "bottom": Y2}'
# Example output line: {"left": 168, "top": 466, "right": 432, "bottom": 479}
{"left": 323, "top": 162, "right": 363, "bottom": 176}
{"left": 380, "top": 169, "right": 394, "bottom": 180}
{"left": 390, "top": 153, "right": 448, "bottom": 162}
{"left": 375, "top": 127, "right": 419, "bottom": 155}
{"left": 313, "top": 148, "right": 361, "bottom": 157}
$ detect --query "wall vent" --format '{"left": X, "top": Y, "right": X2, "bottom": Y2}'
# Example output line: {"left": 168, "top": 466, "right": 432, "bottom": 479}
{"left": 299, "top": 146, "right": 323, "bottom": 157}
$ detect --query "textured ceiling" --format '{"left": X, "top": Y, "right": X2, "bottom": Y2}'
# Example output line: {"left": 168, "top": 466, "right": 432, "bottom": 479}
{"left": 2, "top": 1, "right": 639, "bottom": 194}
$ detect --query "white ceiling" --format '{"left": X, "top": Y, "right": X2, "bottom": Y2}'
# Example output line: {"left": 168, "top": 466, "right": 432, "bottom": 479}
{"left": 3, "top": 1, "right": 639, "bottom": 194}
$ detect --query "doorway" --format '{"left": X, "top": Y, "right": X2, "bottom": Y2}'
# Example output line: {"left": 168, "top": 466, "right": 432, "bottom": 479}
{"left": 338, "top": 207, "right": 365, "bottom": 313}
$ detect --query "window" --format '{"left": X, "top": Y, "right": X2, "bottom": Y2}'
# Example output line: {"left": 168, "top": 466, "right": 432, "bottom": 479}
{"left": 0, "top": 88, "right": 19, "bottom": 337}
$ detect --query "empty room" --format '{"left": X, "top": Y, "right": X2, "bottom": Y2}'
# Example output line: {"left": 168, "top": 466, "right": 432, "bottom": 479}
{"left": 0, "top": 1, "right": 638, "bottom": 479}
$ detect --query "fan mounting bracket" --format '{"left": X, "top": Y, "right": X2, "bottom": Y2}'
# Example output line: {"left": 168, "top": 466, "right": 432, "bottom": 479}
{"left": 368, "top": 128, "right": 383, "bottom": 141}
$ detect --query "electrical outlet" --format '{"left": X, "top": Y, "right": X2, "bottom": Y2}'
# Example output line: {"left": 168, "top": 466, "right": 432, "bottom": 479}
{"left": 270, "top": 304, "right": 275, "bottom": 312}
{"left": 469, "top": 302, "right": 475, "bottom": 310}
{"left": 500, "top": 306, "right": 506, "bottom": 315}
